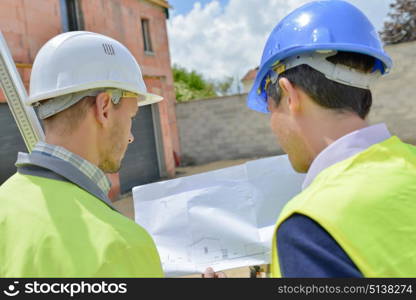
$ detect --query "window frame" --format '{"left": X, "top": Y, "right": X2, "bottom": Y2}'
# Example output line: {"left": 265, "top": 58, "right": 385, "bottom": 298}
{"left": 141, "top": 18, "right": 154, "bottom": 55}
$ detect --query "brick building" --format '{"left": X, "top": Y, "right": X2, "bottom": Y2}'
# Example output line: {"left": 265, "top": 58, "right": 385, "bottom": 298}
{"left": 0, "top": 0, "right": 180, "bottom": 198}
{"left": 241, "top": 67, "right": 258, "bottom": 94}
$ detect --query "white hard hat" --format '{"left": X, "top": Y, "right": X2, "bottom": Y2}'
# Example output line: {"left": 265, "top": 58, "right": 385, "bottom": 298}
{"left": 29, "top": 31, "right": 163, "bottom": 107}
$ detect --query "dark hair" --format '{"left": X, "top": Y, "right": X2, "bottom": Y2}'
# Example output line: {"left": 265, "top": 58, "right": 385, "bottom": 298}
{"left": 267, "top": 51, "right": 375, "bottom": 119}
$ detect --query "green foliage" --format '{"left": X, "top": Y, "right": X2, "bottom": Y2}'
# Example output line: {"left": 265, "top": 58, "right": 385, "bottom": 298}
{"left": 380, "top": 0, "right": 416, "bottom": 45}
{"left": 172, "top": 65, "right": 237, "bottom": 102}
{"left": 172, "top": 65, "right": 217, "bottom": 102}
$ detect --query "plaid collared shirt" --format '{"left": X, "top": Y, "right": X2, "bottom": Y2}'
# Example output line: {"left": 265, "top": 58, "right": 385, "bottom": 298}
{"left": 32, "top": 141, "right": 111, "bottom": 195}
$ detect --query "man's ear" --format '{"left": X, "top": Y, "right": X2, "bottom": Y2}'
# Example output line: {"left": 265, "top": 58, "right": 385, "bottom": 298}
{"left": 94, "top": 92, "right": 112, "bottom": 127}
{"left": 278, "top": 78, "right": 301, "bottom": 114}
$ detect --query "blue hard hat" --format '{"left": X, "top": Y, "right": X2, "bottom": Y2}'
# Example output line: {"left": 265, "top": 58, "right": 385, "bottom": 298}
{"left": 247, "top": 0, "right": 393, "bottom": 113}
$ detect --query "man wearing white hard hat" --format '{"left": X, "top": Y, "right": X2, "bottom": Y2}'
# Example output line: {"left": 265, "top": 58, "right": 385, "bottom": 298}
{"left": 0, "top": 31, "right": 164, "bottom": 277}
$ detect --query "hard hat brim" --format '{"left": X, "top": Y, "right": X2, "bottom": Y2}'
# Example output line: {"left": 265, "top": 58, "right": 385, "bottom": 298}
{"left": 138, "top": 93, "right": 164, "bottom": 106}
{"left": 28, "top": 81, "right": 164, "bottom": 106}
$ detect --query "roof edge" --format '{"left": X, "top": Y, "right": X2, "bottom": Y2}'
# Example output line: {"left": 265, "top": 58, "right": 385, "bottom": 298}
{"left": 145, "top": 0, "right": 170, "bottom": 9}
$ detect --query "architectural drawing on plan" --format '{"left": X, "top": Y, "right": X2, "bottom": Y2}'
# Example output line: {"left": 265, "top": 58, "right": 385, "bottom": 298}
{"left": 133, "top": 155, "right": 305, "bottom": 275}
{"left": 188, "top": 238, "right": 223, "bottom": 263}
{"left": 187, "top": 237, "right": 268, "bottom": 265}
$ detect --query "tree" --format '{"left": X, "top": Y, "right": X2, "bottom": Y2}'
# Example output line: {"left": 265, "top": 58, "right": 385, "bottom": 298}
{"left": 380, "top": 0, "right": 416, "bottom": 45}
{"left": 214, "top": 76, "right": 234, "bottom": 96}
{"left": 172, "top": 65, "right": 237, "bottom": 102}
{"left": 172, "top": 65, "right": 216, "bottom": 102}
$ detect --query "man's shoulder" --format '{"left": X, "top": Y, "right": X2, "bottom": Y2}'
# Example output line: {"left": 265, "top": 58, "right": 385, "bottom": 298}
{"left": 309, "top": 137, "right": 416, "bottom": 188}
{"left": 0, "top": 172, "right": 148, "bottom": 239}
{"left": 284, "top": 137, "right": 416, "bottom": 220}
{"left": 0, "top": 172, "right": 105, "bottom": 220}
{"left": 0, "top": 171, "right": 74, "bottom": 200}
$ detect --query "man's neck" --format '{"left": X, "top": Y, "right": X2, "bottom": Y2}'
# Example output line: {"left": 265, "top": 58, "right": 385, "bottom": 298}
{"left": 45, "top": 132, "right": 100, "bottom": 167}
{"left": 305, "top": 113, "right": 369, "bottom": 161}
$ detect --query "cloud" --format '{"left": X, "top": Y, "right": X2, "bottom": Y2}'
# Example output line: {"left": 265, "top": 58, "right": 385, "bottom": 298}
{"left": 167, "top": 0, "right": 393, "bottom": 81}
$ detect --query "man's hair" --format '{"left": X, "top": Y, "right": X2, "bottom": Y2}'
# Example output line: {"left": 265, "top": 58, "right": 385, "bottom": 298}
{"left": 267, "top": 51, "right": 376, "bottom": 119}
{"left": 42, "top": 96, "right": 96, "bottom": 135}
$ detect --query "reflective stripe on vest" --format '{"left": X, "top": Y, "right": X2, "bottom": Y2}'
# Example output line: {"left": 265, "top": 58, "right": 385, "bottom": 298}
{"left": 271, "top": 136, "right": 416, "bottom": 277}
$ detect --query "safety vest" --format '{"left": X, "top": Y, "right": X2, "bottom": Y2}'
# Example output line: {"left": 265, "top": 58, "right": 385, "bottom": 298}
{"left": 0, "top": 172, "right": 163, "bottom": 277}
{"left": 271, "top": 136, "right": 416, "bottom": 277}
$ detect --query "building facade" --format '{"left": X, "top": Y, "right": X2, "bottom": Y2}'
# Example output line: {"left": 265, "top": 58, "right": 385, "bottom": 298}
{"left": 0, "top": 0, "right": 180, "bottom": 197}
{"left": 241, "top": 67, "right": 258, "bottom": 94}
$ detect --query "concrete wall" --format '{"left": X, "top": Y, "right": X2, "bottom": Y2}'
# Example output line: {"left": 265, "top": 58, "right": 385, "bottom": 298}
{"left": 370, "top": 41, "right": 416, "bottom": 144}
{"left": 177, "top": 41, "right": 416, "bottom": 165}
{"left": 176, "top": 94, "right": 281, "bottom": 165}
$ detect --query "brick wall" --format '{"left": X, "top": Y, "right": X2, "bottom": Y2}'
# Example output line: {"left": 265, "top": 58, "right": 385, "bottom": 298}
{"left": 0, "top": 0, "right": 62, "bottom": 102}
{"left": 177, "top": 41, "right": 416, "bottom": 165}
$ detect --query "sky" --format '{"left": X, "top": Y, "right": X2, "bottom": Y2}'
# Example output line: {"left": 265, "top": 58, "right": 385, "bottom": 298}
{"left": 167, "top": 0, "right": 394, "bottom": 83}
{"left": 169, "top": 0, "right": 230, "bottom": 16}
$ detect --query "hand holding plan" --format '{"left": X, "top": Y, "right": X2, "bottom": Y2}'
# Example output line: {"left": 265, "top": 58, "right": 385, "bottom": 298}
{"left": 202, "top": 267, "right": 227, "bottom": 278}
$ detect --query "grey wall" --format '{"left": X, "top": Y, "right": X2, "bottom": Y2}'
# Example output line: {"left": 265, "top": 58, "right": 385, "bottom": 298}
{"left": 177, "top": 41, "right": 416, "bottom": 165}
{"left": 176, "top": 94, "right": 281, "bottom": 165}
{"left": 370, "top": 41, "right": 416, "bottom": 143}
{"left": 119, "top": 105, "right": 160, "bottom": 194}
{"left": 0, "top": 104, "right": 27, "bottom": 183}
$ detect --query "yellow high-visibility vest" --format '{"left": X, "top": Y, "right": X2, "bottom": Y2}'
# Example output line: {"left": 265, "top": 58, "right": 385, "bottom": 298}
{"left": 271, "top": 136, "right": 416, "bottom": 277}
{"left": 0, "top": 173, "right": 163, "bottom": 277}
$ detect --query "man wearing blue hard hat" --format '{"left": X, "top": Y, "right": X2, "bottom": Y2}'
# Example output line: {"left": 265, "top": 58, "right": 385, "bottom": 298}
{"left": 248, "top": 0, "right": 416, "bottom": 277}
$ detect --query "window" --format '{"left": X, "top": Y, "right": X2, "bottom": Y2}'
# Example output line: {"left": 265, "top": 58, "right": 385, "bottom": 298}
{"left": 60, "top": 0, "right": 83, "bottom": 32}
{"left": 141, "top": 19, "right": 154, "bottom": 54}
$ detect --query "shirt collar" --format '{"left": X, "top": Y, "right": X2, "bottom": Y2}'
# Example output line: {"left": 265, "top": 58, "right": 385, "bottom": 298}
{"left": 302, "top": 123, "right": 392, "bottom": 190}
{"left": 32, "top": 141, "right": 111, "bottom": 195}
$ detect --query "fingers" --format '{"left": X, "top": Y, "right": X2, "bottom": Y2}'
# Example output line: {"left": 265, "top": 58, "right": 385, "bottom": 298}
{"left": 202, "top": 267, "right": 227, "bottom": 278}
{"left": 215, "top": 271, "right": 227, "bottom": 278}
{"left": 203, "top": 267, "right": 216, "bottom": 278}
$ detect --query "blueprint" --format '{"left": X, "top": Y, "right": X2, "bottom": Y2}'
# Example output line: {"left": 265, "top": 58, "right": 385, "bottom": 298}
{"left": 133, "top": 155, "right": 305, "bottom": 277}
